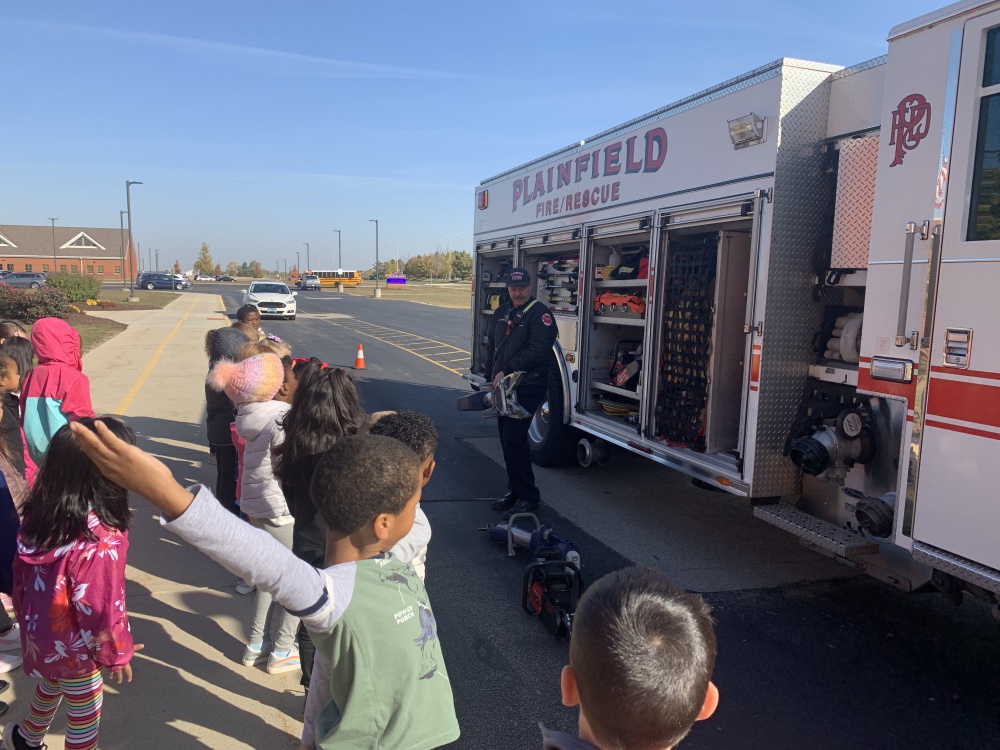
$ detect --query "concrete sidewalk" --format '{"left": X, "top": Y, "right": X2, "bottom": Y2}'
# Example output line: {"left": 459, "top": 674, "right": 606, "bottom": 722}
{"left": 6, "top": 295, "right": 305, "bottom": 749}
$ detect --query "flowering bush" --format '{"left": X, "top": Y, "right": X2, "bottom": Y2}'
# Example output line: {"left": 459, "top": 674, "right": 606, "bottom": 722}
{"left": 68, "top": 304, "right": 81, "bottom": 313}
{"left": 85, "top": 299, "right": 98, "bottom": 306}
{"left": 46, "top": 273, "right": 102, "bottom": 303}
{"left": 0, "top": 285, "right": 71, "bottom": 322}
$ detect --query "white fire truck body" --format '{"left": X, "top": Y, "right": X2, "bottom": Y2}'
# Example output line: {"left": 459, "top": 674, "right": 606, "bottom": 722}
{"left": 468, "top": 0, "right": 1000, "bottom": 610}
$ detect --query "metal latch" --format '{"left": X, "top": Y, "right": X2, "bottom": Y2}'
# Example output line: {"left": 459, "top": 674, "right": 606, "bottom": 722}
{"left": 943, "top": 328, "right": 972, "bottom": 369}
{"left": 743, "top": 321, "right": 763, "bottom": 336}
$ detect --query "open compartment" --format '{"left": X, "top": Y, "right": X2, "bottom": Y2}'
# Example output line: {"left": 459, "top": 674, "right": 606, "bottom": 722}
{"left": 579, "top": 223, "right": 652, "bottom": 427}
{"left": 518, "top": 231, "right": 582, "bottom": 315}
{"left": 472, "top": 244, "right": 516, "bottom": 377}
{"left": 652, "top": 225, "right": 752, "bottom": 457}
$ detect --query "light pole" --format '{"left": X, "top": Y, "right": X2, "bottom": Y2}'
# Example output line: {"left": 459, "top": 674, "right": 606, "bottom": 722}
{"left": 303, "top": 242, "right": 310, "bottom": 273}
{"left": 155, "top": 248, "right": 160, "bottom": 274}
{"left": 119, "top": 210, "right": 127, "bottom": 290}
{"left": 384, "top": 240, "right": 408, "bottom": 275}
{"left": 47, "top": 218, "right": 58, "bottom": 271}
{"left": 436, "top": 230, "right": 464, "bottom": 281}
{"left": 276, "top": 260, "right": 279, "bottom": 278}
{"left": 284, "top": 259, "right": 287, "bottom": 277}
{"left": 296, "top": 251, "right": 300, "bottom": 276}
{"left": 369, "top": 219, "right": 380, "bottom": 296}
{"left": 126, "top": 180, "right": 142, "bottom": 300}
{"left": 332, "top": 229, "right": 342, "bottom": 270}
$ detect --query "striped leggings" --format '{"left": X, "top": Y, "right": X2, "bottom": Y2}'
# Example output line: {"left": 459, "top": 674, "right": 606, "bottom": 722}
{"left": 20, "top": 670, "right": 103, "bottom": 750}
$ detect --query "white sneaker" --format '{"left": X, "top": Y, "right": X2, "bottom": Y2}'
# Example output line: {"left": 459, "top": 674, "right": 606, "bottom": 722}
{"left": 0, "top": 626, "right": 18, "bottom": 653}
{"left": 0, "top": 654, "right": 22, "bottom": 674}
{"left": 241, "top": 640, "right": 271, "bottom": 667}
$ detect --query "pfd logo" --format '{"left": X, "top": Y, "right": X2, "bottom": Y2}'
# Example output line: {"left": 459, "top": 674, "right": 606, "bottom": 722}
{"left": 889, "top": 94, "right": 931, "bottom": 167}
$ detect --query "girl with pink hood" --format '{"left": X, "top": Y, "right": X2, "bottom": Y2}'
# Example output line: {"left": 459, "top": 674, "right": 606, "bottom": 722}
{"left": 19, "top": 319, "right": 93, "bottom": 466}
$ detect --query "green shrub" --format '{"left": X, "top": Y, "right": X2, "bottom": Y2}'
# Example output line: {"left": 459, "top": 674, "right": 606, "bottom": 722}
{"left": 45, "top": 273, "right": 102, "bottom": 303}
{"left": 0, "top": 285, "right": 71, "bottom": 322}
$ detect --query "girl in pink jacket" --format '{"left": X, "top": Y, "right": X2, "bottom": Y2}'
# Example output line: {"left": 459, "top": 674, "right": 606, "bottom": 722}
{"left": 5, "top": 417, "right": 137, "bottom": 750}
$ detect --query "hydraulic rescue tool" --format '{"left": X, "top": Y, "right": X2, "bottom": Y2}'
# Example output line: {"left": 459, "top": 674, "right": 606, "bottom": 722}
{"left": 481, "top": 513, "right": 584, "bottom": 638}
{"left": 455, "top": 371, "right": 532, "bottom": 419}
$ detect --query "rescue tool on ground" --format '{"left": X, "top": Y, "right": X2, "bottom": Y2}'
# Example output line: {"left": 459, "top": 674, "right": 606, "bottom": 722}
{"left": 465, "top": 0, "right": 1000, "bottom": 622}
{"left": 482, "top": 513, "right": 584, "bottom": 638}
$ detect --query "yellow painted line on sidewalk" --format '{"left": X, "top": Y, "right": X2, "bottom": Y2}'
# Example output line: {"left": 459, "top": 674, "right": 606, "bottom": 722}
{"left": 114, "top": 298, "right": 199, "bottom": 415}
{"left": 218, "top": 294, "right": 226, "bottom": 312}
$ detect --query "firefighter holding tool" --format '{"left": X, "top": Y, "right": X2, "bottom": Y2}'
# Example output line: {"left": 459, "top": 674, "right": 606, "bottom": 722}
{"left": 484, "top": 267, "right": 558, "bottom": 519}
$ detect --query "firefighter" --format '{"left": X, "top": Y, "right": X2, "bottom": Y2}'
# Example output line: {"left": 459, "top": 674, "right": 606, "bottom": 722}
{"left": 485, "top": 267, "right": 558, "bottom": 519}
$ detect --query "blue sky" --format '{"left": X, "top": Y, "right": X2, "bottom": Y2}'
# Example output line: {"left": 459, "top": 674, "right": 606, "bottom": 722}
{"left": 1, "top": 0, "right": 944, "bottom": 273}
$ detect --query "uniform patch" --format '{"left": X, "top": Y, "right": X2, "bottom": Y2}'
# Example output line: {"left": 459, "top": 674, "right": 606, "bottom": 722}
{"left": 541, "top": 313, "right": 553, "bottom": 326}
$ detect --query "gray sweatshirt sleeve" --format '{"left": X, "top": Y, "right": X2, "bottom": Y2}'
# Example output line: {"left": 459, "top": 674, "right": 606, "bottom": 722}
{"left": 389, "top": 503, "right": 431, "bottom": 564}
{"left": 163, "top": 485, "right": 338, "bottom": 630}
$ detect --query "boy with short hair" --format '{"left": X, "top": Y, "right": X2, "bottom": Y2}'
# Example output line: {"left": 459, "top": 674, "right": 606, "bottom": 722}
{"left": 546, "top": 566, "right": 719, "bottom": 750}
{"left": 368, "top": 410, "right": 436, "bottom": 580}
{"left": 71, "top": 423, "right": 460, "bottom": 750}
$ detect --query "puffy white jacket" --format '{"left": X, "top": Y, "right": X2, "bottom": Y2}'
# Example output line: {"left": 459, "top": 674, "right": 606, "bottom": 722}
{"left": 235, "top": 400, "right": 291, "bottom": 520}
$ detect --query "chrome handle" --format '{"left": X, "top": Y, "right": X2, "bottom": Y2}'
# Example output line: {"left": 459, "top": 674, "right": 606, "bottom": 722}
{"left": 895, "top": 221, "right": 929, "bottom": 348}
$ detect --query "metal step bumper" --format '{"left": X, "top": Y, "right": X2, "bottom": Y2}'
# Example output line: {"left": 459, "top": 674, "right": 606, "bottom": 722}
{"left": 753, "top": 503, "right": 879, "bottom": 556}
{"left": 912, "top": 541, "right": 1000, "bottom": 596}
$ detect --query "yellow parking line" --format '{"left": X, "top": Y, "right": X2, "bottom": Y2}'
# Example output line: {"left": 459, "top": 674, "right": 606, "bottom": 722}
{"left": 323, "top": 320, "right": 464, "bottom": 376}
{"left": 114, "top": 299, "right": 198, "bottom": 415}
{"left": 338, "top": 321, "right": 470, "bottom": 355}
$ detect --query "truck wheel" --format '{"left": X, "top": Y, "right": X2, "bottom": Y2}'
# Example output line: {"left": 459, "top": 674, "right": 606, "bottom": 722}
{"left": 529, "top": 362, "right": 578, "bottom": 467}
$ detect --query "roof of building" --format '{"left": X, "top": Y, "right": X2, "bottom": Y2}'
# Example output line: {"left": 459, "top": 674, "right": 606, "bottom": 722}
{"left": 0, "top": 225, "right": 131, "bottom": 260}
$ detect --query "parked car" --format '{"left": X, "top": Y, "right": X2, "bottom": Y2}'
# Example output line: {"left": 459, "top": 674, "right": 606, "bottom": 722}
{"left": 194, "top": 274, "right": 216, "bottom": 281}
{"left": 0, "top": 271, "right": 11, "bottom": 280}
{"left": 3, "top": 272, "right": 47, "bottom": 289}
{"left": 172, "top": 274, "right": 192, "bottom": 289}
{"left": 141, "top": 273, "right": 186, "bottom": 291}
{"left": 301, "top": 275, "right": 321, "bottom": 291}
{"left": 241, "top": 282, "right": 297, "bottom": 320}
{"left": 216, "top": 276, "right": 235, "bottom": 282}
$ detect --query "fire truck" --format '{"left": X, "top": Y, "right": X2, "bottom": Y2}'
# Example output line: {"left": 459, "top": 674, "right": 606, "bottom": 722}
{"left": 468, "top": 0, "right": 1000, "bottom": 617}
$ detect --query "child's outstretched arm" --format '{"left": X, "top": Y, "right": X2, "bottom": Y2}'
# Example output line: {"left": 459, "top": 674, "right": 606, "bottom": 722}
{"left": 71, "top": 420, "right": 340, "bottom": 631}
{"left": 69, "top": 420, "right": 194, "bottom": 520}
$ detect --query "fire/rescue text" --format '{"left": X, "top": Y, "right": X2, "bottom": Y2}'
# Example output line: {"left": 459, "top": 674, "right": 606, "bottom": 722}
{"left": 512, "top": 126, "right": 667, "bottom": 212}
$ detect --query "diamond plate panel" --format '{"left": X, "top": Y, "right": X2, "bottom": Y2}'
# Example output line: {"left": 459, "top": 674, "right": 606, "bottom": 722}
{"left": 831, "top": 136, "right": 879, "bottom": 269}
{"left": 912, "top": 541, "right": 1000, "bottom": 596}
{"left": 752, "top": 66, "right": 837, "bottom": 497}
{"left": 753, "top": 503, "right": 879, "bottom": 555}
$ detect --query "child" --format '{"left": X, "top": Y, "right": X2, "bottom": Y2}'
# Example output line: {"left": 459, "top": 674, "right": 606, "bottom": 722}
{"left": 0, "top": 324, "right": 25, "bottom": 347}
{"left": 209, "top": 353, "right": 300, "bottom": 675}
{"left": 4, "top": 417, "right": 138, "bottom": 750}
{"left": 204, "top": 327, "right": 250, "bottom": 516}
{"left": 544, "top": 566, "right": 719, "bottom": 750}
{"left": 19, "top": 318, "right": 94, "bottom": 465}
{"left": 72, "top": 423, "right": 460, "bottom": 750}
{"left": 0, "top": 339, "right": 36, "bottom": 486}
{"left": 272, "top": 360, "right": 365, "bottom": 691}
{"left": 238, "top": 339, "right": 293, "bottom": 361}
{"left": 236, "top": 305, "right": 282, "bottom": 343}
{"left": 368, "top": 410, "right": 436, "bottom": 581}
{"left": 0, "top": 358, "right": 25, "bottom": 482}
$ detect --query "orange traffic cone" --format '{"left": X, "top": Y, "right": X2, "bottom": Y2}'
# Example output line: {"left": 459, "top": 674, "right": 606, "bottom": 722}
{"left": 354, "top": 343, "right": 366, "bottom": 370}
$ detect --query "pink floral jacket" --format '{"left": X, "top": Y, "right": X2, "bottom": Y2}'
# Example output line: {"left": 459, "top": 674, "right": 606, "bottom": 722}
{"left": 13, "top": 512, "right": 133, "bottom": 679}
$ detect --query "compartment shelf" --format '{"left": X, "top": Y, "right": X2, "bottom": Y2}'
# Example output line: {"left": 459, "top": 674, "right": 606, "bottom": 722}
{"left": 593, "top": 316, "right": 645, "bottom": 327}
{"left": 479, "top": 308, "right": 497, "bottom": 315}
{"left": 592, "top": 381, "right": 641, "bottom": 400}
{"left": 594, "top": 279, "right": 649, "bottom": 288}
{"left": 484, "top": 282, "right": 507, "bottom": 288}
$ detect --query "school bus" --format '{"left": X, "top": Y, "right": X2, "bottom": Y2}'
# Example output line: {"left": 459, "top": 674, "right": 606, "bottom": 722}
{"left": 312, "top": 270, "right": 363, "bottom": 288}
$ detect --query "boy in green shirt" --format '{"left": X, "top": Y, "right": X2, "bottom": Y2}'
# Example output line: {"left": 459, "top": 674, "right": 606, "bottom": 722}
{"left": 71, "top": 421, "right": 460, "bottom": 750}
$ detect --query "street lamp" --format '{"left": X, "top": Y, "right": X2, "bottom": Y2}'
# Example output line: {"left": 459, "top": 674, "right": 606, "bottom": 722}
{"left": 303, "top": 242, "right": 310, "bottom": 273}
{"left": 436, "top": 230, "right": 464, "bottom": 281}
{"left": 369, "top": 219, "right": 380, "bottom": 296}
{"left": 384, "top": 240, "right": 408, "bottom": 275}
{"left": 284, "top": 259, "right": 287, "bottom": 276}
{"left": 332, "top": 229, "right": 342, "bottom": 270}
{"left": 47, "top": 218, "right": 58, "bottom": 271}
{"left": 119, "top": 210, "right": 127, "bottom": 290}
{"left": 296, "top": 251, "right": 300, "bottom": 276}
{"left": 125, "top": 180, "right": 142, "bottom": 300}
{"left": 155, "top": 248, "right": 160, "bottom": 274}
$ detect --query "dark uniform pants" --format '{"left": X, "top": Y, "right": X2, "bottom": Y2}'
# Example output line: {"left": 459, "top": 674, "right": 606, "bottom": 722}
{"left": 497, "top": 384, "right": 546, "bottom": 502}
